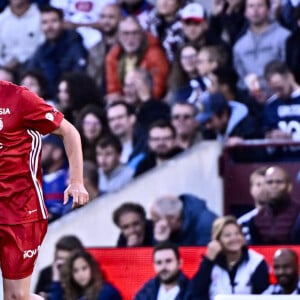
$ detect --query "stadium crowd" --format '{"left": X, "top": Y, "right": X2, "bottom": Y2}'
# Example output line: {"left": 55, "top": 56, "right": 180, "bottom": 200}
{"left": 0, "top": 0, "right": 300, "bottom": 299}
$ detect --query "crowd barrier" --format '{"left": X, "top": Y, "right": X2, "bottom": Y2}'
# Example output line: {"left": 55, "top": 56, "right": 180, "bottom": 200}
{"left": 87, "top": 246, "right": 300, "bottom": 300}
{"left": 220, "top": 139, "right": 300, "bottom": 216}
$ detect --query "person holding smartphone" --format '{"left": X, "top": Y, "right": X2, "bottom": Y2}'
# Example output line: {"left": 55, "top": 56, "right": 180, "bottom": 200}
{"left": 189, "top": 216, "right": 269, "bottom": 300}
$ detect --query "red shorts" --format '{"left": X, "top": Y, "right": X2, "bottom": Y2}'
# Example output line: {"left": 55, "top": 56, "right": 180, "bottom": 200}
{"left": 0, "top": 220, "right": 48, "bottom": 280}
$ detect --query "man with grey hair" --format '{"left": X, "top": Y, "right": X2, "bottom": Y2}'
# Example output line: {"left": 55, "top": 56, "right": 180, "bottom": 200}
{"left": 150, "top": 194, "right": 217, "bottom": 246}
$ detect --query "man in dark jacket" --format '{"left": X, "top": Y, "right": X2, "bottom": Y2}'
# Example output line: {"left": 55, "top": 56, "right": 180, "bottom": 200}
{"left": 27, "top": 6, "right": 87, "bottom": 97}
{"left": 150, "top": 194, "right": 218, "bottom": 246}
{"left": 134, "top": 242, "right": 191, "bottom": 300}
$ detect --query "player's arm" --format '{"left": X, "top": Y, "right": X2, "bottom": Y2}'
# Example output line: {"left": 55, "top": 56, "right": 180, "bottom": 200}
{"left": 51, "top": 118, "right": 89, "bottom": 208}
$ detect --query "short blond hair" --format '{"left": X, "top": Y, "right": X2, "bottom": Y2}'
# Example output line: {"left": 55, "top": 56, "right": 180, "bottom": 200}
{"left": 212, "top": 215, "right": 241, "bottom": 241}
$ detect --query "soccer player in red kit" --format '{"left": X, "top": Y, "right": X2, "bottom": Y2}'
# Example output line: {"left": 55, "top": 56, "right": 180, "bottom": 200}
{"left": 0, "top": 80, "right": 89, "bottom": 299}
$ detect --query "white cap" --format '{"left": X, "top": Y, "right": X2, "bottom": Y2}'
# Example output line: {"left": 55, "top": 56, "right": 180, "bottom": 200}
{"left": 180, "top": 3, "right": 206, "bottom": 23}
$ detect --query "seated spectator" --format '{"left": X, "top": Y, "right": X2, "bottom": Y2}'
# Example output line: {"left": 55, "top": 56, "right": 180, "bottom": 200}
{"left": 167, "top": 44, "right": 205, "bottom": 104}
{"left": 190, "top": 215, "right": 270, "bottom": 300}
{"left": 197, "top": 92, "right": 263, "bottom": 145}
{"left": 50, "top": 0, "right": 109, "bottom": 49}
{"left": 209, "top": 0, "right": 248, "bottom": 47}
{"left": 35, "top": 235, "right": 84, "bottom": 299}
{"left": 0, "top": 0, "right": 44, "bottom": 75}
{"left": 180, "top": 3, "right": 230, "bottom": 59}
{"left": 150, "top": 193, "right": 217, "bottom": 246}
{"left": 233, "top": 0, "right": 290, "bottom": 95}
{"left": 134, "top": 242, "right": 191, "bottom": 300}
{"left": 171, "top": 102, "right": 202, "bottom": 149}
{"left": 19, "top": 69, "right": 50, "bottom": 102}
{"left": 286, "top": 4, "right": 300, "bottom": 84}
{"left": 134, "top": 120, "right": 183, "bottom": 177}
{"left": 107, "top": 101, "right": 145, "bottom": 164}
{"left": 87, "top": 3, "right": 121, "bottom": 92}
{"left": 49, "top": 250, "right": 122, "bottom": 300}
{"left": 41, "top": 134, "right": 70, "bottom": 222}
{"left": 249, "top": 166, "right": 300, "bottom": 244}
{"left": 83, "top": 160, "right": 101, "bottom": 201}
{"left": 95, "top": 134, "right": 134, "bottom": 193}
{"left": 105, "top": 16, "right": 169, "bottom": 102}
{"left": 147, "top": 0, "right": 183, "bottom": 62}
{"left": 263, "top": 248, "right": 300, "bottom": 294}
{"left": 113, "top": 202, "right": 154, "bottom": 247}
{"left": 56, "top": 72, "right": 103, "bottom": 124}
{"left": 27, "top": 6, "right": 87, "bottom": 97}
{"left": 119, "top": 0, "right": 153, "bottom": 29}
{"left": 238, "top": 167, "right": 268, "bottom": 243}
{"left": 75, "top": 104, "right": 109, "bottom": 163}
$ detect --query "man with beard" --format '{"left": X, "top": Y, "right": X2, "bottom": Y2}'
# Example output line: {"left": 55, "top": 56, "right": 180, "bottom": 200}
{"left": 150, "top": 194, "right": 217, "bottom": 246}
{"left": 249, "top": 166, "right": 300, "bottom": 244}
{"left": 87, "top": 4, "right": 122, "bottom": 92}
{"left": 263, "top": 248, "right": 300, "bottom": 294}
{"left": 133, "top": 242, "right": 191, "bottom": 300}
{"left": 134, "top": 120, "right": 183, "bottom": 177}
{"left": 41, "top": 134, "right": 70, "bottom": 222}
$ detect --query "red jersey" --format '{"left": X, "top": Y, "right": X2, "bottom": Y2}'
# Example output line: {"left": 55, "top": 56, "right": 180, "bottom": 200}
{"left": 0, "top": 81, "right": 64, "bottom": 224}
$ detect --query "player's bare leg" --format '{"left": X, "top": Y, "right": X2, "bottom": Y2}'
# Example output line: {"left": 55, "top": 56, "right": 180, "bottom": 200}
{"left": 3, "top": 276, "right": 42, "bottom": 300}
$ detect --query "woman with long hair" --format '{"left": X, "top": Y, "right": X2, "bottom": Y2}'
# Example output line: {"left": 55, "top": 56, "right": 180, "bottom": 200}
{"left": 190, "top": 215, "right": 270, "bottom": 300}
{"left": 50, "top": 250, "right": 122, "bottom": 300}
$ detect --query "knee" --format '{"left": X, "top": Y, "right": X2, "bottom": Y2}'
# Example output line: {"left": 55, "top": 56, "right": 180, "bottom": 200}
{"left": 6, "top": 289, "right": 28, "bottom": 300}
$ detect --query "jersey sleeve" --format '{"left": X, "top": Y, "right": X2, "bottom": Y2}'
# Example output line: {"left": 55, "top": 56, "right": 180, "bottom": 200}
{"left": 20, "top": 87, "right": 64, "bottom": 135}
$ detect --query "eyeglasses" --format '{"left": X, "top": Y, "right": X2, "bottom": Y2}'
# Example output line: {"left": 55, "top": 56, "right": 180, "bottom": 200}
{"left": 172, "top": 114, "right": 194, "bottom": 121}
{"left": 119, "top": 30, "right": 141, "bottom": 37}
{"left": 108, "top": 114, "right": 128, "bottom": 122}
{"left": 265, "top": 179, "right": 287, "bottom": 185}
{"left": 149, "top": 136, "right": 174, "bottom": 142}
{"left": 83, "top": 120, "right": 101, "bottom": 127}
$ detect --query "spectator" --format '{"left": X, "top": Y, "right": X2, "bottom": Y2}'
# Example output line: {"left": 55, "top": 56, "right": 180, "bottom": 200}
{"left": 19, "top": 69, "right": 50, "bottom": 101}
{"left": 197, "top": 92, "right": 263, "bottom": 145}
{"left": 28, "top": 6, "right": 87, "bottom": 97}
{"left": 50, "top": 250, "right": 122, "bottom": 300}
{"left": 263, "top": 248, "right": 300, "bottom": 294}
{"left": 180, "top": 3, "right": 229, "bottom": 57}
{"left": 119, "top": 0, "right": 153, "bottom": 29}
{"left": 147, "top": 0, "right": 183, "bottom": 62}
{"left": 134, "top": 242, "right": 191, "bottom": 300}
{"left": 113, "top": 202, "right": 154, "bottom": 247}
{"left": 209, "top": 0, "right": 248, "bottom": 47}
{"left": 83, "top": 160, "right": 101, "bottom": 201}
{"left": 41, "top": 134, "right": 70, "bottom": 222}
{"left": 95, "top": 134, "right": 134, "bottom": 193}
{"left": 35, "top": 235, "right": 84, "bottom": 299}
{"left": 134, "top": 120, "right": 182, "bottom": 177}
{"left": 238, "top": 167, "right": 268, "bottom": 243}
{"left": 263, "top": 60, "right": 300, "bottom": 159}
{"left": 75, "top": 104, "right": 109, "bottom": 163}
{"left": 150, "top": 194, "right": 217, "bottom": 246}
{"left": 105, "top": 16, "right": 169, "bottom": 102}
{"left": 171, "top": 102, "right": 202, "bottom": 149}
{"left": 87, "top": 3, "right": 122, "bottom": 92}
{"left": 286, "top": 4, "right": 300, "bottom": 84}
{"left": 167, "top": 44, "right": 205, "bottom": 104}
{"left": 249, "top": 166, "right": 300, "bottom": 244}
{"left": 50, "top": 0, "right": 109, "bottom": 49}
{"left": 0, "top": 0, "right": 44, "bottom": 75}
{"left": 56, "top": 72, "right": 103, "bottom": 124}
{"left": 190, "top": 216, "right": 270, "bottom": 300}
{"left": 107, "top": 101, "right": 143, "bottom": 164}
{"left": 233, "top": 0, "right": 290, "bottom": 94}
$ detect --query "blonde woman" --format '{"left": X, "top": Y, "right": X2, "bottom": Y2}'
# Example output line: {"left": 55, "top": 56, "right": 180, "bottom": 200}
{"left": 189, "top": 215, "right": 269, "bottom": 300}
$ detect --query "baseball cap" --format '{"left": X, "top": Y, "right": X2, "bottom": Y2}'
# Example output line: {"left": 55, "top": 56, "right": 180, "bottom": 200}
{"left": 197, "top": 93, "right": 230, "bottom": 124}
{"left": 180, "top": 3, "right": 206, "bottom": 23}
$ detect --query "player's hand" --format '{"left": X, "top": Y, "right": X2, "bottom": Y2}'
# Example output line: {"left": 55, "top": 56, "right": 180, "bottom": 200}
{"left": 154, "top": 218, "right": 171, "bottom": 242}
{"left": 64, "top": 182, "right": 89, "bottom": 209}
{"left": 206, "top": 240, "right": 223, "bottom": 261}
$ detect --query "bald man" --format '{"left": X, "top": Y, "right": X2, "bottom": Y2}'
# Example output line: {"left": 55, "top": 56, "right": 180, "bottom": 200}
{"left": 249, "top": 166, "right": 300, "bottom": 244}
{"left": 263, "top": 248, "right": 300, "bottom": 294}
